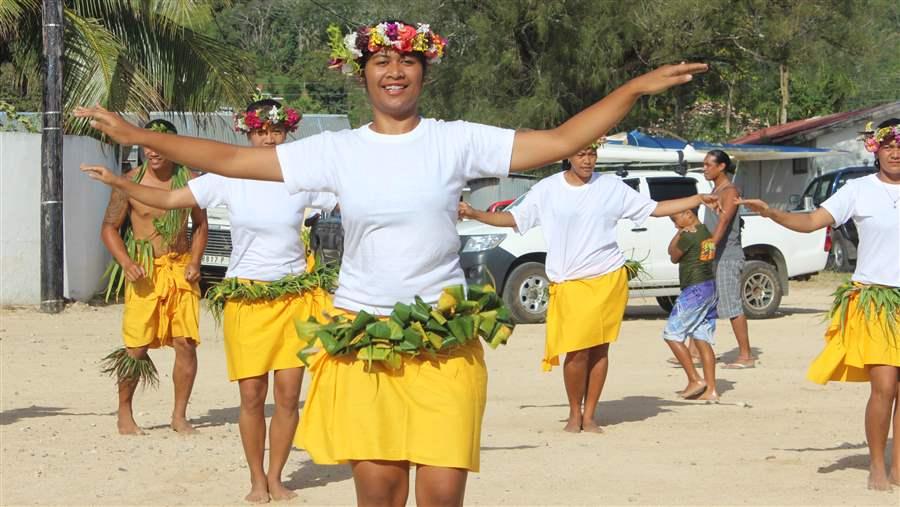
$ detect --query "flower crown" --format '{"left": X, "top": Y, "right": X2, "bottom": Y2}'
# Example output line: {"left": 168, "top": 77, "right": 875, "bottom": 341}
{"left": 327, "top": 22, "right": 447, "bottom": 75}
{"left": 860, "top": 121, "right": 900, "bottom": 153}
{"left": 233, "top": 104, "right": 301, "bottom": 134}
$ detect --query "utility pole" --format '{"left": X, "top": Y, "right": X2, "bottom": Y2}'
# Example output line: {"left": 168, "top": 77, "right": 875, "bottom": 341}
{"left": 40, "top": 0, "right": 64, "bottom": 313}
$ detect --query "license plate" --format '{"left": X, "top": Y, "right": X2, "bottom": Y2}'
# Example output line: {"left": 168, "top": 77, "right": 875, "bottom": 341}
{"left": 202, "top": 255, "right": 230, "bottom": 267}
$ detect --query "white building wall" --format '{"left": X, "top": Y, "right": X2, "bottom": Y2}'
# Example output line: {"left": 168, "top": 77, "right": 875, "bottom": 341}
{"left": 1, "top": 133, "right": 114, "bottom": 305}
{"left": 734, "top": 159, "right": 811, "bottom": 208}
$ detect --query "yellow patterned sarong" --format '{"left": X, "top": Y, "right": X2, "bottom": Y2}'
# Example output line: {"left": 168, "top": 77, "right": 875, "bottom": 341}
{"left": 543, "top": 267, "right": 628, "bottom": 371}
{"left": 223, "top": 285, "right": 333, "bottom": 381}
{"left": 295, "top": 310, "right": 488, "bottom": 472}
{"left": 122, "top": 253, "right": 200, "bottom": 348}
{"left": 807, "top": 289, "right": 900, "bottom": 384}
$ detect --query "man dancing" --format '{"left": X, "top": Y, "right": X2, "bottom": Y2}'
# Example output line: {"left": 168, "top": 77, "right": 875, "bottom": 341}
{"left": 99, "top": 119, "right": 207, "bottom": 435}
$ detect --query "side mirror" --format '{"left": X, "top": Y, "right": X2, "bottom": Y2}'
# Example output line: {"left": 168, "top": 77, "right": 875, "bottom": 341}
{"left": 803, "top": 196, "right": 814, "bottom": 211}
{"left": 788, "top": 194, "right": 801, "bottom": 206}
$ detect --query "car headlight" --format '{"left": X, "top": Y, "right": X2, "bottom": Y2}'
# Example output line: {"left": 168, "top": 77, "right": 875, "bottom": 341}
{"left": 461, "top": 234, "right": 506, "bottom": 253}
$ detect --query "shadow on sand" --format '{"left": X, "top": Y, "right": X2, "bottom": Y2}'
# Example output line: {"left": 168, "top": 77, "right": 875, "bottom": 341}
{"left": 0, "top": 405, "right": 111, "bottom": 425}
{"left": 285, "top": 460, "right": 354, "bottom": 490}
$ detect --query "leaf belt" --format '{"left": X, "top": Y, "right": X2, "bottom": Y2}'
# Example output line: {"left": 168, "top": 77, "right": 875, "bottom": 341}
{"left": 205, "top": 264, "right": 339, "bottom": 324}
{"left": 294, "top": 284, "right": 515, "bottom": 370}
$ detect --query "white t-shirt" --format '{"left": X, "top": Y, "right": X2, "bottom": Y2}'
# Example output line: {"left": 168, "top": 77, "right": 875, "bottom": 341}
{"left": 510, "top": 172, "right": 657, "bottom": 283}
{"left": 188, "top": 174, "right": 337, "bottom": 281}
{"left": 276, "top": 118, "right": 516, "bottom": 314}
{"left": 821, "top": 173, "right": 900, "bottom": 287}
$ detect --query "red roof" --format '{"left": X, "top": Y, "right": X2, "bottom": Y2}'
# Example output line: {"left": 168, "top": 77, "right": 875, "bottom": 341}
{"left": 729, "top": 103, "right": 897, "bottom": 144}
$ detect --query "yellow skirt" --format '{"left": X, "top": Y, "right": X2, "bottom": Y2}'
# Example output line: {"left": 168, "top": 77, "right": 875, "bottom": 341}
{"left": 295, "top": 338, "right": 488, "bottom": 471}
{"left": 122, "top": 253, "right": 200, "bottom": 349}
{"left": 223, "top": 286, "right": 333, "bottom": 381}
{"left": 807, "top": 291, "right": 900, "bottom": 384}
{"left": 543, "top": 267, "right": 628, "bottom": 372}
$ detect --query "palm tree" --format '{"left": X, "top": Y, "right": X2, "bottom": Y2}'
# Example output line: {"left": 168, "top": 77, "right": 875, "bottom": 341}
{"left": 0, "top": 0, "right": 252, "bottom": 134}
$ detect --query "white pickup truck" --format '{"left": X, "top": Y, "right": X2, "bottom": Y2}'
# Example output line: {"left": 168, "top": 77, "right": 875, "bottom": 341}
{"left": 456, "top": 169, "right": 829, "bottom": 323}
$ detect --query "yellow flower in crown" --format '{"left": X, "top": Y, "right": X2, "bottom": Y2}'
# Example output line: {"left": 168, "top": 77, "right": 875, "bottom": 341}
{"left": 327, "top": 21, "right": 449, "bottom": 75}
{"left": 859, "top": 121, "right": 900, "bottom": 153}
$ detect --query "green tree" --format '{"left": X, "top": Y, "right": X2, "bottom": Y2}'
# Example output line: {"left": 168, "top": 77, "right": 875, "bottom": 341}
{"left": 0, "top": 0, "right": 252, "bottom": 133}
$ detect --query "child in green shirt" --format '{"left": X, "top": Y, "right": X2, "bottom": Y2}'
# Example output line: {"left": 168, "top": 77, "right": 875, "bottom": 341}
{"left": 663, "top": 209, "right": 719, "bottom": 400}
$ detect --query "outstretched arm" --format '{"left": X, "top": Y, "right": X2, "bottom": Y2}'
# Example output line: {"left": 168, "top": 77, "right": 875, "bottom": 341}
{"left": 458, "top": 202, "right": 517, "bottom": 228}
{"left": 509, "top": 63, "right": 708, "bottom": 172}
{"left": 82, "top": 164, "right": 199, "bottom": 209}
{"left": 74, "top": 107, "right": 281, "bottom": 181}
{"left": 651, "top": 194, "right": 721, "bottom": 218}
{"left": 737, "top": 198, "right": 835, "bottom": 233}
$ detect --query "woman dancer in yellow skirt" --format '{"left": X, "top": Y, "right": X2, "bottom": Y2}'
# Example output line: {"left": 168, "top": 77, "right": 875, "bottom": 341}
{"left": 83, "top": 98, "right": 337, "bottom": 503}
{"left": 77, "top": 18, "right": 707, "bottom": 505}
{"left": 460, "top": 144, "right": 720, "bottom": 432}
{"left": 739, "top": 118, "right": 900, "bottom": 492}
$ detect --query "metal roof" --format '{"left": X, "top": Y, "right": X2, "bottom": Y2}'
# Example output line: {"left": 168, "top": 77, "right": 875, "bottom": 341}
{"left": 728, "top": 101, "right": 900, "bottom": 144}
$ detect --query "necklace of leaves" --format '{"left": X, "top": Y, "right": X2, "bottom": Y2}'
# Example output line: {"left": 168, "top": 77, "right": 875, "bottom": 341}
{"left": 294, "top": 284, "right": 515, "bottom": 370}
{"left": 831, "top": 281, "right": 900, "bottom": 345}
{"left": 204, "top": 259, "right": 340, "bottom": 324}
{"left": 101, "top": 162, "right": 191, "bottom": 301}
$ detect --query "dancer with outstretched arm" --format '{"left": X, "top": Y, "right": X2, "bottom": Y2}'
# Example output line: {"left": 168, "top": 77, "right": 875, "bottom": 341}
{"left": 77, "top": 19, "right": 706, "bottom": 506}
{"left": 738, "top": 119, "right": 900, "bottom": 492}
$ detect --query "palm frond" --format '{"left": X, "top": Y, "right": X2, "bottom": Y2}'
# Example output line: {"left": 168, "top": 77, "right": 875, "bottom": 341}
{"left": 0, "top": 0, "right": 38, "bottom": 40}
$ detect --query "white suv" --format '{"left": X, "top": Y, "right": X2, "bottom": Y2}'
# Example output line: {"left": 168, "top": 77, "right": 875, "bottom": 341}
{"left": 457, "top": 169, "right": 829, "bottom": 323}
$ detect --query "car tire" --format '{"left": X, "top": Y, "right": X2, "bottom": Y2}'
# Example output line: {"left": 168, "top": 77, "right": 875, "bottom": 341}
{"left": 502, "top": 262, "right": 550, "bottom": 324}
{"left": 656, "top": 296, "right": 676, "bottom": 314}
{"left": 741, "top": 260, "right": 782, "bottom": 319}
{"left": 828, "top": 232, "right": 852, "bottom": 273}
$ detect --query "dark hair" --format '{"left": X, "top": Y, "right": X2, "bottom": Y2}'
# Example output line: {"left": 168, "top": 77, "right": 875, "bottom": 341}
{"left": 877, "top": 118, "right": 900, "bottom": 130}
{"left": 706, "top": 149, "right": 735, "bottom": 174}
{"left": 561, "top": 159, "right": 571, "bottom": 171}
{"left": 246, "top": 98, "right": 282, "bottom": 112}
{"left": 144, "top": 119, "right": 177, "bottom": 134}
{"left": 873, "top": 118, "right": 900, "bottom": 170}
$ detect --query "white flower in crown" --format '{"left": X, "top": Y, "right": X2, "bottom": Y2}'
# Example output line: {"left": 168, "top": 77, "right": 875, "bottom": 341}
{"left": 416, "top": 23, "right": 430, "bottom": 34}
{"left": 374, "top": 22, "right": 387, "bottom": 38}
{"left": 268, "top": 105, "right": 279, "bottom": 121}
{"left": 344, "top": 32, "right": 362, "bottom": 58}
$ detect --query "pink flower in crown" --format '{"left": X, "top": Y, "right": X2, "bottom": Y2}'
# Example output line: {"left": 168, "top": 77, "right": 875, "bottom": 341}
{"left": 285, "top": 108, "right": 301, "bottom": 131}
{"left": 244, "top": 110, "right": 263, "bottom": 130}
{"left": 386, "top": 22, "right": 399, "bottom": 39}
{"left": 864, "top": 138, "right": 880, "bottom": 153}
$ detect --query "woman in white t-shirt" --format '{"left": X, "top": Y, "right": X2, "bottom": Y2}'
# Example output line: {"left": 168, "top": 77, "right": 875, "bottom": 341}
{"left": 739, "top": 118, "right": 900, "bottom": 492}
{"left": 76, "top": 19, "right": 707, "bottom": 505}
{"left": 83, "top": 99, "right": 337, "bottom": 503}
{"left": 459, "top": 142, "right": 719, "bottom": 433}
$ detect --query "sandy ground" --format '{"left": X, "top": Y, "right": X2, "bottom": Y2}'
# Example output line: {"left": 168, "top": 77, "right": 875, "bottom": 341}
{"left": 1, "top": 273, "right": 898, "bottom": 506}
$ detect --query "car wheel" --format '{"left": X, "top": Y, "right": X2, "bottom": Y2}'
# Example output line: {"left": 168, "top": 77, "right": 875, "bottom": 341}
{"left": 829, "top": 234, "right": 852, "bottom": 273}
{"left": 741, "top": 260, "right": 782, "bottom": 319}
{"left": 502, "top": 262, "right": 550, "bottom": 324}
{"left": 656, "top": 296, "right": 676, "bottom": 314}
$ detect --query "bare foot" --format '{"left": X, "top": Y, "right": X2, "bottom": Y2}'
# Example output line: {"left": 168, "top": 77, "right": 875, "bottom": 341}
{"left": 868, "top": 470, "right": 893, "bottom": 491}
{"left": 679, "top": 381, "right": 707, "bottom": 399}
{"left": 267, "top": 479, "right": 297, "bottom": 502}
{"left": 117, "top": 413, "right": 145, "bottom": 436}
{"left": 244, "top": 485, "right": 270, "bottom": 504}
{"left": 581, "top": 420, "right": 605, "bottom": 433}
{"left": 171, "top": 418, "right": 198, "bottom": 435}
{"left": 890, "top": 471, "right": 900, "bottom": 487}
{"left": 698, "top": 389, "right": 720, "bottom": 401}
{"left": 563, "top": 413, "right": 582, "bottom": 433}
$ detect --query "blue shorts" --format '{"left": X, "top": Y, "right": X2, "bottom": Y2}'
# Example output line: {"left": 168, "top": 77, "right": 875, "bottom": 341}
{"left": 663, "top": 280, "right": 718, "bottom": 345}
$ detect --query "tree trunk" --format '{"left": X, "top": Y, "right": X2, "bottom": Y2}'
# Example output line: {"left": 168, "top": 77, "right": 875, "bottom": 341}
{"left": 725, "top": 83, "right": 734, "bottom": 135}
{"left": 779, "top": 63, "right": 789, "bottom": 125}
{"left": 40, "top": 0, "right": 65, "bottom": 313}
